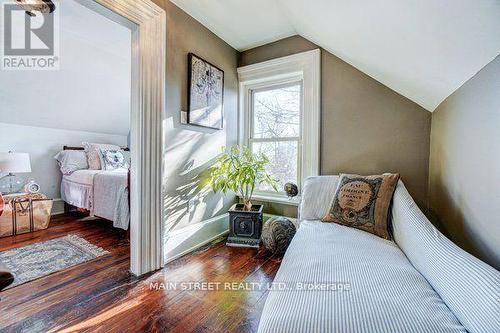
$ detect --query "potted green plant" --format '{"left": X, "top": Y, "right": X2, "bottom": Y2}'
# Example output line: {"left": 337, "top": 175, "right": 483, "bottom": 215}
{"left": 209, "top": 145, "right": 277, "bottom": 247}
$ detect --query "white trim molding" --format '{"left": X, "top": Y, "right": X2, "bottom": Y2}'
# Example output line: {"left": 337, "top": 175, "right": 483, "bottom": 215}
{"left": 237, "top": 49, "right": 321, "bottom": 198}
{"left": 164, "top": 214, "right": 229, "bottom": 264}
{"left": 93, "top": 0, "right": 166, "bottom": 276}
{"left": 247, "top": 193, "right": 300, "bottom": 206}
{"left": 164, "top": 213, "right": 298, "bottom": 263}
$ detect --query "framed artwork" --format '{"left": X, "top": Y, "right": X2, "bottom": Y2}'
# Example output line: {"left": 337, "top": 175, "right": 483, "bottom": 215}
{"left": 187, "top": 53, "right": 224, "bottom": 129}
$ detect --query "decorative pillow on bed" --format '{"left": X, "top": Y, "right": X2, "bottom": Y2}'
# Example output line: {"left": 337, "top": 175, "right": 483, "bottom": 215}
{"left": 54, "top": 150, "right": 89, "bottom": 175}
{"left": 99, "top": 149, "right": 129, "bottom": 170}
{"left": 82, "top": 142, "right": 120, "bottom": 170}
{"left": 322, "top": 173, "right": 400, "bottom": 239}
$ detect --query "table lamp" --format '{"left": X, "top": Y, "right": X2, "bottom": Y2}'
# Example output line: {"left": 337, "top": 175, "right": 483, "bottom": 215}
{"left": 0, "top": 152, "right": 32, "bottom": 194}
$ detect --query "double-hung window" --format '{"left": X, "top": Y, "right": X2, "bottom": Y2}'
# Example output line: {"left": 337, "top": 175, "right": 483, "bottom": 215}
{"left": 238, "top": 50, "right": 321, "bottom": 204}
{"left": 249, "top": 82, "right": 302, "bottom": 193}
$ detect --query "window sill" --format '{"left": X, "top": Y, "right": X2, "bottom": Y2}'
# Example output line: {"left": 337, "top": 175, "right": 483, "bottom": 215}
{"left": 240, "top": 193, "right": 300, "bottom": 207}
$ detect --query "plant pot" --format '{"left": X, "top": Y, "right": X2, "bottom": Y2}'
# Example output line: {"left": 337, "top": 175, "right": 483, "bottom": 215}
{"left": 226, "top": 203, "right": 263, "bottom": 248}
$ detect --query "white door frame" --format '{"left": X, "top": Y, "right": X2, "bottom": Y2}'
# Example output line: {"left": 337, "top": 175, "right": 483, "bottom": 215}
{"left": 91, "top": 0, "right": 166, "bottom": 276}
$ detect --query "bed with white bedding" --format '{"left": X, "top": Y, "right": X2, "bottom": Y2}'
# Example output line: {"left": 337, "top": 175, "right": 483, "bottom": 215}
{"left": 61, "top": 168, "right": 130, "bottom": 230}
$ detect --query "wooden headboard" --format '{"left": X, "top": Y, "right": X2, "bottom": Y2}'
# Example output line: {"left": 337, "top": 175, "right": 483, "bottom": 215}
{"left": 63, "top": 146, "right": 130, "bottom": 151}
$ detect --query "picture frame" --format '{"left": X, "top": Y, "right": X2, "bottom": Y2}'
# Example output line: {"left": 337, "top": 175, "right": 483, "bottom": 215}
{"left": 187, "top": 53, "right": 224, "bottom": 129}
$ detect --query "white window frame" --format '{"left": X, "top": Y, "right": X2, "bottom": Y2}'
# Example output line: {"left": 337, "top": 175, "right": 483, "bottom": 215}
{"left": 237, "top": 49, "right": 321, "bottom": 206}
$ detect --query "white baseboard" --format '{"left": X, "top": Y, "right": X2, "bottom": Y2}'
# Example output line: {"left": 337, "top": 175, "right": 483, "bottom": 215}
{"left": 164, "top": 213, "right": 229, "bottom": 264}
{"left": 165, "top": 229, "right": 229, "bottom": 264}
{"left": 163, "top": 212, "right": 298, "bottom": 264}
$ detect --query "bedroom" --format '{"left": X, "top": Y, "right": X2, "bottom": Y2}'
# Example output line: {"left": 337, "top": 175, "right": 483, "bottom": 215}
{"left": 1, "top": 1, "right": 499, "bottom": 332}
{"left": 0, "top": 0, "right": 133, "bottom": 289}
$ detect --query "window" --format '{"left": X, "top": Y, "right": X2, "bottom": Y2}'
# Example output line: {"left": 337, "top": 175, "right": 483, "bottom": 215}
{"left": 250, "top": 83, "right": 302, "bottom": 193}
{"left": 238, "top": 49, "right": 320, "bottom": 204}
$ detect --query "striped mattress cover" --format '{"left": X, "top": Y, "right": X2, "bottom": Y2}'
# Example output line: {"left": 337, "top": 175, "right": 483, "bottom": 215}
{"left": 258, "top": 176, "right": 500, "bottom": 333}
{"left": 257, "top": 220, "right": 466, "bottom": 333}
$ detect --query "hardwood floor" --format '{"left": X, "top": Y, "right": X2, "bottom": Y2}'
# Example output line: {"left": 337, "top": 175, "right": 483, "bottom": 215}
{"left": 0, "top": 214, "right": 281, "bottom": 333}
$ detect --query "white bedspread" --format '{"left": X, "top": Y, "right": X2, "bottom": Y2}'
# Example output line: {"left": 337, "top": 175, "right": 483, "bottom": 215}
{"left": 93, "top": 170, "right": 129, "bottom": 230}
{"left": 61, "top": 170, "right": 100, "bottom": 210}
{"left": 61, "top": 169, "right": 129, "bottom": 230}
{"left": 257, "top": 220, "right": 466, "bottom": 333}
{"left": 62, "top": 169, "right": 100, "bottom": 186}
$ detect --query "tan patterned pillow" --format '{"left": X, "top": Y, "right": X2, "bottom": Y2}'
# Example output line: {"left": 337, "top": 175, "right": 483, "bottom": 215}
{"left": 82, "top": 142, "right": 121, "bottom": 170}
{"left": 322, "top": 173, "right": 400, "bottom": 239}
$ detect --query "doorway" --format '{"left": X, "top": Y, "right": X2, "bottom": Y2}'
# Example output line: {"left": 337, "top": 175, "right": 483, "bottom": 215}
{"left": 85, "top": 0, "right": 166, "bottom": 276}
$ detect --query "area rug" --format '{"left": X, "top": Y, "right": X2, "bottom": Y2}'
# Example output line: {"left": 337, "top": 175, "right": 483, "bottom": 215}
{"left": 0, "top": 234, "right": 108, "bottom": 289}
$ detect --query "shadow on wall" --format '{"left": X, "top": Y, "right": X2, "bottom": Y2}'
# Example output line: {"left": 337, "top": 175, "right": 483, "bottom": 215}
{"left": 162, "top": 130, "right": 235, "bottom": 262}
{"left": 428, "top": 176, "right": 497, "bottom": 268}
{"left": 429, "top": 177, "right": 469, "bottom": 245}
{"left": 428, "top": 122, "right": 497, "bottom": 268}
{"left": 163, "top": 158, "right": 214, "bottom": 233}
{"left": 162, "top": 133, "right": 233, "bottom": 234}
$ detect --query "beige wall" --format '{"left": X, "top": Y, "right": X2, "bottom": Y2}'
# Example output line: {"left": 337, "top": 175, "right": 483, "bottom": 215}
{"left": 240, "top": 36, "right": 431, "bottom": 216}
{"left": 239, "top": 35, "right": 318, "bottom": 66}
{"left": 153, "top": 0, "right": 239, "bottom": 233}
{"left": 142, "top": 3, "right": 497, "bottom": 269}
{"left": 429, "top": 56, "right": 500, "bottom": 269}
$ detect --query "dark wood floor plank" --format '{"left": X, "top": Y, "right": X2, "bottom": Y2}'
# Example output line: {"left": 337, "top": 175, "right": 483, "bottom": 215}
{"left": 0, "top": 214, "right": 280, "bottom": 333}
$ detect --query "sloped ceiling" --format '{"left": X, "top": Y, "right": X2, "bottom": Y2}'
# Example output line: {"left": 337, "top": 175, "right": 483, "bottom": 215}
{"left": 0, "top": 0, "right": 131, "bottom": 135}
{"left": 171, "top": 0, "right": 500, "bottom": 111}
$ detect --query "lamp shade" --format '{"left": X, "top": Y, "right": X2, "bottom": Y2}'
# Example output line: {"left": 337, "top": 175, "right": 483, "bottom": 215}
{"left": 0, "top": 153, "right": 32, "bottom": 173}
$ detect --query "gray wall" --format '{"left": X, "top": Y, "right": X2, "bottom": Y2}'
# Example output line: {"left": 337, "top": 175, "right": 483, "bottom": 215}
{"left": 429, "top": 56, "right": 500, "bottom": 269}
{"left": 154, "top": 0, "right": 239, "bottom": 233}
{"left": 240, "top": 36, "right": 431, "bottom": 215}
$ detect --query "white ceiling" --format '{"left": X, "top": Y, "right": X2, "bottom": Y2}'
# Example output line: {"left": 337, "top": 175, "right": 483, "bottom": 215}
{"left": 0, "top": 0, "right": 131, "bottom": 135}
{"left": 171, "top": 0, "right": 500, "bottom": 111}
{"left": 172, "top": 0, "right": 295, "bottom": 51}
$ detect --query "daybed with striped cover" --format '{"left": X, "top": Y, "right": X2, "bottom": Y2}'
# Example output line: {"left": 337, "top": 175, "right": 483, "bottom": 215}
{"left": 257, "top": 176, "right": 499, "bottom": 333}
